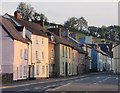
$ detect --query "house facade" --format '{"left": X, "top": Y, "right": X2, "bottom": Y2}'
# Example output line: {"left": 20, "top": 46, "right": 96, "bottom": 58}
{"left": 78, "top": 51, "right": 85, "bottom": 75}
{"left": 4, "top": 12, "right": 49, "bottom": 79}
{"left": 54, "top": 42, "right": 73, "bottom": 77}
{"left": 113, "top": 43, "right": 120, "bottom": 74}
{"left": 0, "top": 16, "right": 28, "bottom": 82}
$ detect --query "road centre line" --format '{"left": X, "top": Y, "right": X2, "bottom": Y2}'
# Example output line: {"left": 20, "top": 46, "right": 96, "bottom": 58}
{"left": 51, "top": 82, "right": 71, "bottom": 91}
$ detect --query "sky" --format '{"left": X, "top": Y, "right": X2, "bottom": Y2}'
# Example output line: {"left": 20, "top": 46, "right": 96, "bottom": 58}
{"left": 0, "top": 0, "right": 119, "bottom": 27}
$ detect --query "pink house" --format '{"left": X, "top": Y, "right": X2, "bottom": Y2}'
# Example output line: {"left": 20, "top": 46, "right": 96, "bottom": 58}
{"left": 0, "top": 16, "right": 29, "bottom": 82}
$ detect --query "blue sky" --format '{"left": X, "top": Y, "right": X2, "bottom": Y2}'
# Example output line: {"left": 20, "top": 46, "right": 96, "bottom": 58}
{"left": 1, "top": 1, "right": 118, "bottom": 27}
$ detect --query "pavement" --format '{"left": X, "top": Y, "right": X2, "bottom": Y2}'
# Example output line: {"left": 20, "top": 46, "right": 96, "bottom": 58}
{"left": 1, "top": 71, "right": 119, "bottom": 93}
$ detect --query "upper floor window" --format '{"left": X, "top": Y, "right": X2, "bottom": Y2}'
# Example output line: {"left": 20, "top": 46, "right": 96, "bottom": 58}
{"left": 66, "top": 47, "right": 67, "bottom": 58}
{"left": 36, "top": 51, "right": 38, "bottom": 60}
{"left": 36, "top": 36, "right": 38, "bottom": 44}
{"left": 69, "top": 48, "right": 70, "bottom": 58}
{"left": 42, "top": 38, "right": 44, "bottom": 44}
{"left": 42, "top": 52, "right": 44, "bottom": 60}
{"left": 24, "top": 49, "right": 28, "bottom": 60}
{"left": 51, "top": 49, "right": 54, "bottom": 58}
{"left": 62, "top": 46, "right": 64, "bottom": 57}
{"left": 20, "top": 49, "right": 23, "bottom": 59}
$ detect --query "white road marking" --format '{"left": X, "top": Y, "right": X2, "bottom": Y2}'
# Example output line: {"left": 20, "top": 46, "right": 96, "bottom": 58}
{"left": 75, "top": 80, "right": 79, "bottom": 82}
{"left": 34, "top": 87, "right": 40, "bottom": 89}
{"left": 45, "top": 88, "right": 52, "bottom": 91}
{"left": 80, "top": 79, "right": 84, "bottom": 80}
{"left": 44, "top": 85, "right": 51, "bottom": 89}
{"left": 96, "top": 77, "right": 100, "bottom": 79}
{"left": 20, "top": 88, "right": 29, "bottom": 91}
{"left": 52, "top": 83, "right": 71, "bottom": 91}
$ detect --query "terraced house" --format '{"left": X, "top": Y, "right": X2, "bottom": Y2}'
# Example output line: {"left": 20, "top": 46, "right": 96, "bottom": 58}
{"left": 0, "top": 16, "right": 28, "bottom": 82}
{"left": 113, "top": 43, "right": 120, "bottom": 74}
{"left": 3, "top": 11, "right": 49, "bottom": 79}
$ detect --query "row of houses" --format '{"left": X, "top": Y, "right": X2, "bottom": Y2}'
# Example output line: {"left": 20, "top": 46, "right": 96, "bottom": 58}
{"left": 0, "top": 11, "right": 112, "bottom": 82}
{"left": 112, "top": 43, "right": 120, "bottom": 74}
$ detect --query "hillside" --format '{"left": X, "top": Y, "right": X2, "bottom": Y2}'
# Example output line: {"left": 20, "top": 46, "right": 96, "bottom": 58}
{"left": 76, "top": 32, "right": 113, "bottom": 44}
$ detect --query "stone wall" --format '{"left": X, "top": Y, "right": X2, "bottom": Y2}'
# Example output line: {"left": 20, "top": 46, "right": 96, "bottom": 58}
{"left": 1, "top": 73, "right": 13, "bottom": 83}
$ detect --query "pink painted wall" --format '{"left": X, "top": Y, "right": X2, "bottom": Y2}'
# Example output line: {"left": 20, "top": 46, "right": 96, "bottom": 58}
{"left": 1, "top": 29, "right": 14, "bottom": 73}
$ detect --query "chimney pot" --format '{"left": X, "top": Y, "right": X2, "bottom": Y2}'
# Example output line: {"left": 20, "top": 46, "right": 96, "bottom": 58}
{"left": 14, "top": 11, "right": 22, "bottom": 19}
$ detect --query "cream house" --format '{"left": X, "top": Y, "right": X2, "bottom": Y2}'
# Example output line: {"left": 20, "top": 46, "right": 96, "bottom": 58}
{"left": 0, "top": 16, "right": 28, "bottom": 81}
{"left": 4, "top": 12, "right": 49, "bottom": 79}
{"left": 113, "top": 43, "right": 120, "bottom": 74}
{"left": 53, "top": 34, "right": 73, "bottom": 77}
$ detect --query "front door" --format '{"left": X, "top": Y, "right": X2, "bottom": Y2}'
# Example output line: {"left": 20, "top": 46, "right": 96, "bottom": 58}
{"left": 65, "top": 62, "right": 68, "bottom": 76}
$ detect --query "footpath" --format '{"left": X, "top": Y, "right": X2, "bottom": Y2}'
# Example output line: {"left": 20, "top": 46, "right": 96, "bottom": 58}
{"left": 0, "top": 71, "right": 113, "bottom": 89}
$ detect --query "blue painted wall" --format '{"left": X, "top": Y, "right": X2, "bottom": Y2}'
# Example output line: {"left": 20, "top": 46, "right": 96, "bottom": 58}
{"left": 91, "top": 48, "right": 98, "bottom": 72}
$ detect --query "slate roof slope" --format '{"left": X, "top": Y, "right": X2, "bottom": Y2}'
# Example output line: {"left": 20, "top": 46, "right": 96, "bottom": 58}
{"left": 46, "top": 31, "right": 73, "bottom": 48}
{"left": 7, "top": 14, "right": 48, "bottom": 37}
{"left": 0, "top": 16, "right": 28, "bottom": 44}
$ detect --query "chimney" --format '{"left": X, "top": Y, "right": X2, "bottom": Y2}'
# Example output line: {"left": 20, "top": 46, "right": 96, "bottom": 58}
{"left": 58, "top": 27, "right": 61, "bottom": 38}
{"left": 14, "top": 11, "right": 22, "bottom": 19}
{"left": 39, "top": 19, "right": 44, "bottom": 27}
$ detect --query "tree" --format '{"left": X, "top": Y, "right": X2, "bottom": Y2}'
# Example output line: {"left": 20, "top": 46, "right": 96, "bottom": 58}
{"left": 64, "top": 17, "right": 78, "bottom": 32}
{"left": 64, "top": 17, "right": 88, "bottom": 33}
{"left": 17, "top": 2, "right": 34, "bottom": 20}
{"left": 77, "top": 17, "right": 88, "bottom": 31}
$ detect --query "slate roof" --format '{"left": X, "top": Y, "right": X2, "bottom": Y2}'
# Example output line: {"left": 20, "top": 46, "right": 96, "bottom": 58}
{"left": 0, "top": 16, "right": 28, "bottom": 44}
{"left": 46, "top": 31, "right": 73, "bottom": 48}
{"left": 6, "top": 14, "right": 48, "bottom": 38}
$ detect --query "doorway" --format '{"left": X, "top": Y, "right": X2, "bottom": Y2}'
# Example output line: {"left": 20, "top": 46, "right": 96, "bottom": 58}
{"left": 65, "top": 62, "right": 68, "bottom": 76}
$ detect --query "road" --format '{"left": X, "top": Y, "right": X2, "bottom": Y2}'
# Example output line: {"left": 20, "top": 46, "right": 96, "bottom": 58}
{"left": 1, "top": 72, "right": 119, "bottom": 93}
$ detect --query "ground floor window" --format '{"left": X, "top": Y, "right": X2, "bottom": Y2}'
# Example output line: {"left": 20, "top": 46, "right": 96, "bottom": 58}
{"left": 62, "top": 62, "right": 64, "bottom": 74}
{"left": 20, "top": 65, "right": 22, "bottom": 78}
{"left": 69, "top": 63, "right": 71, "bottom": 74}
{"left": 42, "top": 66, "right": 45, "bottom": 75}
{"left": 36, "top": 65, "right": 39, "bottom": 75}
{"left": 23, "top": 66, "right": 27, "bottom": 76}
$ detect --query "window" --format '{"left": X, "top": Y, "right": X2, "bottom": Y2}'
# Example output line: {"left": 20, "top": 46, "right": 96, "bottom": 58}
{"left": 62, "top": 46, "right": 64, "bottom": 57}
{"left": 20, "top": 49, "right": 23, "bottom": 59}
{"left": 69, "top": 63, "right": 71, "bottom": 74}
{"left": 42, "top": 52, "right": 44, "bottom": 60}
{"left": 24, "top": 49, "right": 28, "bottom": 60}
{"left": 42, "top": 38, "right": 44, "bottom": 44}
{"left": 66, "top": 47, "right": 67, "bottom": 58}
{"left": 51, "top": 49, "right": 54, "bottom": 58}
{"left": 69, "top": 48, "right": 70, "bottom": 58}
{"left": 62, "top": 62, "right": 64, "bottom": 74}
{"left": 36, "top": 51, "right": 38, "bottom": 60}
{"left": 36, "top": 65, "right": 39, "bottom": 75}
{"left": 42, "top": 66, "right": 45, "bottom": 74}
{"left": 36, "top": 36, "right": 38, "bottom": 44}
{"left": 20, "top": 65, "right": 22, "bottom": 78}
{"left": 23, "top": 66, "right": 26, "bottom": 76}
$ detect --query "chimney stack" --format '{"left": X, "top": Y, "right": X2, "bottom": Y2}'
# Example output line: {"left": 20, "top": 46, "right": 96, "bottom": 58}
{"left": 39, "top": 19, "right": 44, "bottom": 27}
{"left": 14, "top": 11, "right": 22, "bottom": 19}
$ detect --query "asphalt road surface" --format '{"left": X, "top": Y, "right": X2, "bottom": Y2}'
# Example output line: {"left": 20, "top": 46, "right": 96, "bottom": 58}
{"left": 1, "top": 72, "right": 119, "bottom": 93}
